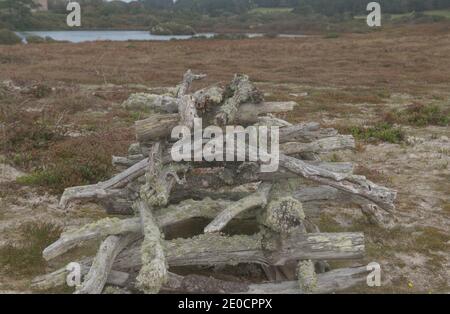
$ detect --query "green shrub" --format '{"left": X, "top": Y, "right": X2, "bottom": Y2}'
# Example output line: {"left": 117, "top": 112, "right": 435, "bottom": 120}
{"left": 151, "top": 22, "right": 196, "bottom": 35}
{"left": 26, "top": 35, "right": 46, "bottom": 44}
{"left": 0, "top": 29, "right": 22, "bottom": 45}
{"left": 25, "top": 35, "right": 57, "bottom": 44}
{"left": 44, "top": 36, "right": 57, "bottom": 43}
{"left": 212, "top": 33, "right": 249, "bottom": 40}
{"left": 348, "top": 122, "right": 405, "bottom": 144}
{"left": 264, "top": 32, "right": 279, "bottom": 38}
{"left": 324, "top": 32, "right": 339, "bottom": 39}
{"left": 30, "top": 84, "right": 52, "bottom": 98}
{"left": 385, "top": 103, "right": 449, "bottom": 127}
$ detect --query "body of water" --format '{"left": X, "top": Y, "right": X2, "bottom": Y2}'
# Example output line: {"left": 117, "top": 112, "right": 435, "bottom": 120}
{"left": 17, "top": 30, "right": 214, "bottom": 43}
{"left": 16, "top": 30, "right": 306, "bottom": 43}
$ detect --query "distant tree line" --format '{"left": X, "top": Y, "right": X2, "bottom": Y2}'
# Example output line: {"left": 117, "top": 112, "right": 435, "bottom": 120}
{"left": 140, "top": 0, "right": 450, "bottom": 15}
{"left": 0, "top": 0, "right": 37, "bottom": 29}
{"left": 140, "top": 0, "right": 253, "bottom": 15}
{"left": 288, "top": 0, "right": 450, "bottom": 16}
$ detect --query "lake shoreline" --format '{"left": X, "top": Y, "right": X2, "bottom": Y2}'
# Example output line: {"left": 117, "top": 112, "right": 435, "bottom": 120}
{"left": 15, "top": 30, "right": 307, "bottom": 44}
{"left": 16, "top": 30, "right": 215, "bottom": 43}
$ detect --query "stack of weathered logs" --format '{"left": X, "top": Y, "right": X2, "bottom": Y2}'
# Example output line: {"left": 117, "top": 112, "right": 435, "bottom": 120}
{"left": 31, "top": 71, "right": 397, "bottom": 294}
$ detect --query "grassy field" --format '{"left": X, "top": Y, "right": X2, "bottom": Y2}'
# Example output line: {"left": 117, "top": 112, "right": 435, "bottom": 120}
{"left": 0, "top": 22, "right": 449, "bottom": 293}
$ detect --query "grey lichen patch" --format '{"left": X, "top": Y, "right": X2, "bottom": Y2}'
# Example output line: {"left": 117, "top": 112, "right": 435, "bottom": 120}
{"left": 259, "top": 197, "right": 305, "bottom": 234}
{"left": 259, "top": 228, "right": 279, "bottom": 252}
{"left": 297, "top": 260, "right": 317, "bottom": 293}
{"left": 63, "top": 217, "right": 124, "bottom": 237}
{"left": 308, "top": 233, "right": 363, "bottom": 253}
{"left": 165, "top": 233, "right": 262, "bottom": 266}
{"left": 140, "top": 183, "right": 169, "bottom": 208}
{"left": 122, "top": 93, "right": 178, "bottom": 113}
{"left": 136, "top": 245, "right": 168, "bottom": 294}
{"left": 156, "top": 198, "right": 229, "bottom": 222}
{"left": 193, "top": 86, "right": 224, "bottom": 111}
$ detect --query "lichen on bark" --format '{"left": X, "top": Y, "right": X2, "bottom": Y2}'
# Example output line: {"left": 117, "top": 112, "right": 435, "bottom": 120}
{"left": 259, "top": 197, "right": 305, "bottom": 234}
{"left": 297, "top": 260, "right": 317, "bottom": 293}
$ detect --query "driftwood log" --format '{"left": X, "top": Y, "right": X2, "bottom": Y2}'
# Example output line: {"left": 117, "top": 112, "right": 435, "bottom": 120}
{"left": 34, "top": 71, "right": 397, "bottom": 294}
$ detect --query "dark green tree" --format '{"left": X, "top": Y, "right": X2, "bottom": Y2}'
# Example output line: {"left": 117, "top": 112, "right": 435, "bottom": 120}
{"left": 140, "top": 0, "right": 174, "bottom": 10}
{"left": 0, "top": 0, "right": 37, "bottom": 29}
